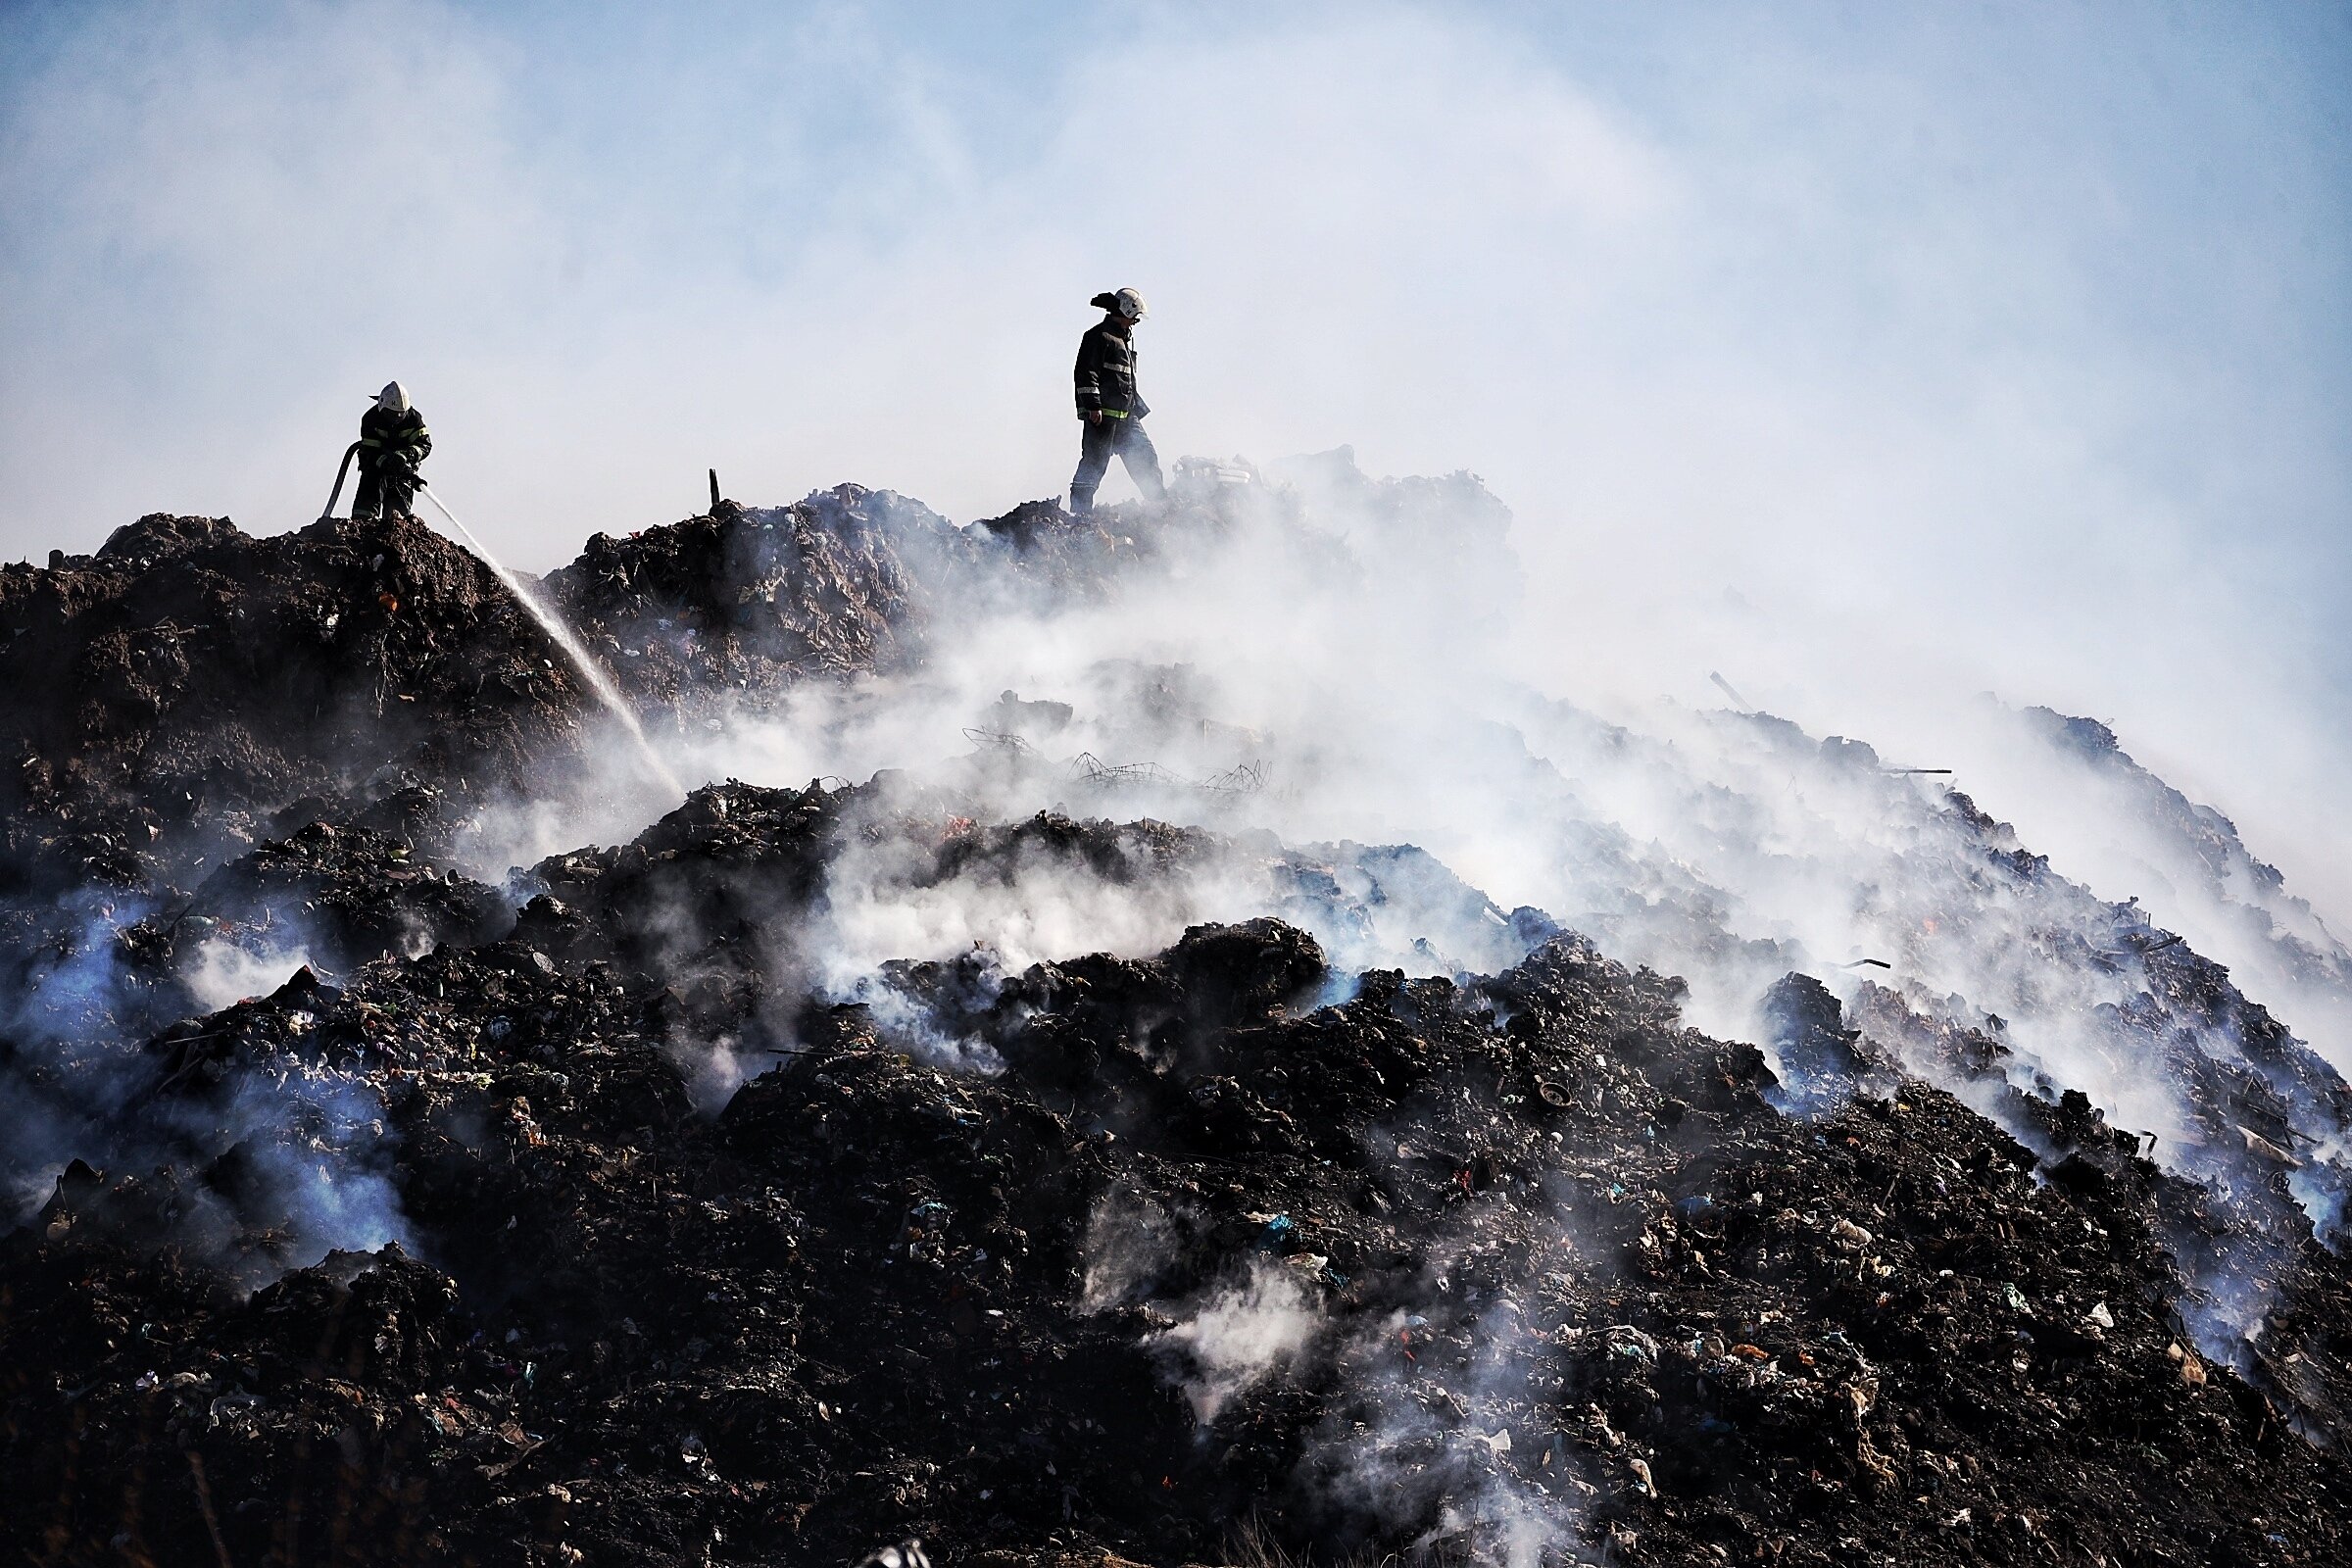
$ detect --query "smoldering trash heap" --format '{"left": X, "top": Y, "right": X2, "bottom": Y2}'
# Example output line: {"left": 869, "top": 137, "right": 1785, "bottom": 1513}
{"left": 5, "top": 457, "right": 2352, "bottom": 1568}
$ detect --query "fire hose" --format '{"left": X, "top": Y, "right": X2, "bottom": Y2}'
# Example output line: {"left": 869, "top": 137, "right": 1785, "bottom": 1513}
{"left": 317, "top": 441, "right": 362, "bottom": 522}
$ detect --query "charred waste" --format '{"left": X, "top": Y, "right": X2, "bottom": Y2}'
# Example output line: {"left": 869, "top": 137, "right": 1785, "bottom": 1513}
{"left": 4, "top": 462, "right": 2350, "bottom": 1567}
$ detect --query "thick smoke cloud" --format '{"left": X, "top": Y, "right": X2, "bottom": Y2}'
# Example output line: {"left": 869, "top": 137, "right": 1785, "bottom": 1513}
{"left": 2, "top": 1, "right": 2346, "bottom": 912}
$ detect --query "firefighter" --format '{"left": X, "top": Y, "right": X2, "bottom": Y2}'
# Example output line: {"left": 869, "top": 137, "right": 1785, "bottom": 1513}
{"left": 353, "top": 381, "right": 430, "bottom": 522}
{"left": 1069, "top": 288, "right": 1164, "bottom": 515}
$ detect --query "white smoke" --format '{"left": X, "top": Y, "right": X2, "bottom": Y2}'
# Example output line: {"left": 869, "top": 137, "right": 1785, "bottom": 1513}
{"left": 4, "top": 3, "right": 2343, "bottom": 921}
{"left": 183, "top": 936, "right": 315, "bottom": 1013}
{"left": 1078, "top": 1193, "right": 1184, "bottom": 1314}
{"left": 471, "top": 457, "right": 2342, "bottom": 1420}
{"left": 459, "top": 458, "right": 2352, "bottom": 1241}
{"left": 1151, "top": 1258, "right": 1324, "bottom": 1425}
{"left": 0, "top": 882, "right": 416, "bottom": 1275}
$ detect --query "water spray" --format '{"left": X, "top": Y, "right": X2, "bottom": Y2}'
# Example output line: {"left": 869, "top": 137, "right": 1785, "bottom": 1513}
{"left": 414, "top": 485, "right": 684, "bottom": 796}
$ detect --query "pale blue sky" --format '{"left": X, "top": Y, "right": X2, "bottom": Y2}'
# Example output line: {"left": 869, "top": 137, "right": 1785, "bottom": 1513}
{"left": 3, "top": 0, "right": 2348, "bottom": 905}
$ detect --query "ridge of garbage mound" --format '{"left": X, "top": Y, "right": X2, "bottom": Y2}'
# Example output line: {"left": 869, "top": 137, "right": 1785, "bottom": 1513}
{"left": 0, "top": 512, "right": 590, "bottom": 899}
{"left": 540, "top": 486, "right": 1158, "bottom": 714}
{"left": 0, "top": 485, "right": 1199, "bottom": 906}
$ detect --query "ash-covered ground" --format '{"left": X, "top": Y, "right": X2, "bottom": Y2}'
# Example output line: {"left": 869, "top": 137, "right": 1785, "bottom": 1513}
{"left": 5, "top": 460, "right": 2350, "bottom": 1567}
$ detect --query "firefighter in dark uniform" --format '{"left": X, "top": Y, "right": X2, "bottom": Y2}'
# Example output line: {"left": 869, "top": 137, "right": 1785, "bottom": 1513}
{"left": 1070, "top": 289, "right": 1165, "bottom": 515}
{"left": 354, "top": 380, "right": 431, "bottom": 522}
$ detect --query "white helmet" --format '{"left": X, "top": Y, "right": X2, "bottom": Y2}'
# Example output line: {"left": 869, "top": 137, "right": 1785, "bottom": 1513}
{"left": 373, "top": 380, "right": 410, "bottom": 414}
{"left": 1113, "top": 287, "right": 1148, "bottom": 321}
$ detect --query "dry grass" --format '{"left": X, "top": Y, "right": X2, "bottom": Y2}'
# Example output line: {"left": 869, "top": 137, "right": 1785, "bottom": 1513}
{"left": 1220, "top": 1511, "right": 1415, "bottom": 1568}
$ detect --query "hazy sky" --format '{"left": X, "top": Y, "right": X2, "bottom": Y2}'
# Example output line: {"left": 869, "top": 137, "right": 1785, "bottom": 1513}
{"left": 3, "top": 0, "right": 2348, "bottom": 910}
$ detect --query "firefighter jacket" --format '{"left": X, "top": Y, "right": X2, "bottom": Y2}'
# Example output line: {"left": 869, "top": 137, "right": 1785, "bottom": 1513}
{"left": 1073, "top": 319, "right": 1150, "bottom": 419}
{"left": 359, "top": 405, "right": 431, "bottom": 473}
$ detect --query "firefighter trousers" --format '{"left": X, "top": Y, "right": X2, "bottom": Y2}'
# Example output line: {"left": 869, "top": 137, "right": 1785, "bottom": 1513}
{"left": 1070, "top": 416, "right": 1164, "bottom": 514}
{"left": 353, "top": 465, "right": 417, "bottom": 520}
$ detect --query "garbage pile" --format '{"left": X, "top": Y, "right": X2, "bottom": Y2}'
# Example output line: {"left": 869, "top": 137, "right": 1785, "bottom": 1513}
{"left": 4, "top": 475, "right": 2350, "bottom": 1566}
{"left": 4, "top": 774, "right": 2345, "bottom": 1565}
{"left": 0, "top": 511, "right": 592, "bottom": 900}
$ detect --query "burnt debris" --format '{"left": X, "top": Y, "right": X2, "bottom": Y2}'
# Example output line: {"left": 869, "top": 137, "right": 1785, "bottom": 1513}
{"left": 2, "top": 479, "right": 2350, "bottom": 1567}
